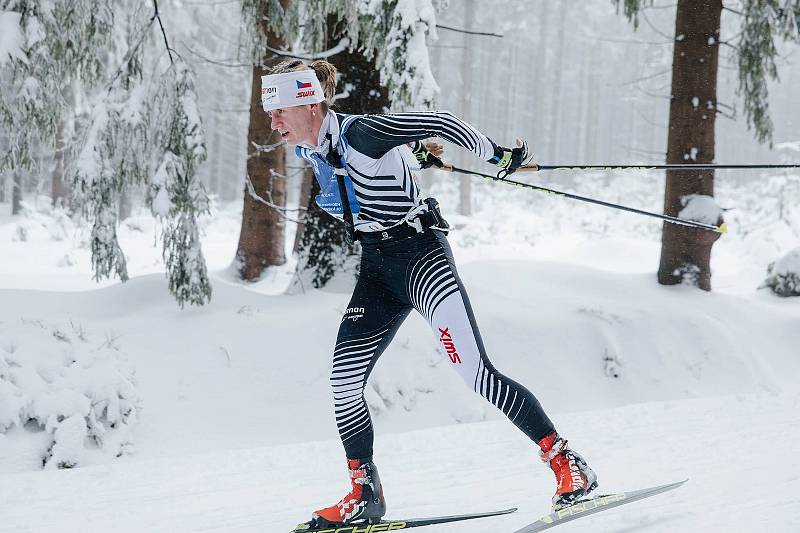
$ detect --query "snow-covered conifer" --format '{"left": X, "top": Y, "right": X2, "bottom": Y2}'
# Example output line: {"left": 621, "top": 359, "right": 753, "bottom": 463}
{"left": 363, "top": 0, "right": 439, "bottom": 109}
{"left": 1, "top": 1, "right": 212, "bottom": 306}
{"left": 242, "top": 0, "right": 440, "bottom": 110}
{"left": 763, "top": 247, "right": 800, "bottom": 297}
{"left": 147, "top": 61, "right": 211, "bottom": 307}
{"left": 0, "top": 0, "right": 114, "bottom": 171}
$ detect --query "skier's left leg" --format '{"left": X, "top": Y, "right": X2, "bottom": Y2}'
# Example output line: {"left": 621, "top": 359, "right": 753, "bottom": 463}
{"left": 407, "top": 231, "right": 555, "bottom": 440}
{"left": 408, "top": 230, "right": 597, "bottom": 508}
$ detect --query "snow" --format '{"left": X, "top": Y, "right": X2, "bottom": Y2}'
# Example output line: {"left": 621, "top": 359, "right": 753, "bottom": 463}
{"left": 772, "top": 246, "right": 800, "bottom": 274}
{"left": 0, "top": 10, "right": 24, "bottom": 66}
{"left": 1, "top": 168, "right": 799, "bottom": 530}
{"left": 0, "top": 390, "right": 798, "bottom": 532}
{"left": 0, "top": 317, "right": 139, "bottom": 471}
{"left": 678, "top": 194, "right": 722, "bottom": 224}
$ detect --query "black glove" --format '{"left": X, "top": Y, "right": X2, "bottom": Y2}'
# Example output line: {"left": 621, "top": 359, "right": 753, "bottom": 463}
{"left": 490, "top": 139, "right": 531, "bottom": 177}
{"left": 410, "top": 140, "right": 444, "bottom": 169}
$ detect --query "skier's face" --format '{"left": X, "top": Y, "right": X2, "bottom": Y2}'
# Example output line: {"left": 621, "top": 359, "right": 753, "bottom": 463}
{"left": 269, "top": 104, "right": 316, "bottom": 146}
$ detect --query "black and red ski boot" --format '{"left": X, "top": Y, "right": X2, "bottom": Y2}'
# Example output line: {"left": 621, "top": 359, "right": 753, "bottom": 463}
{"left": 538, "top": 432, "right": 598, "bottom": 510}
{"left": 310, "top": 458, "right": 386, "bottom": 527}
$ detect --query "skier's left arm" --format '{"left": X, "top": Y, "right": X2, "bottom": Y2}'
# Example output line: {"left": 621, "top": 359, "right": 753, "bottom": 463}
{"left": 345, "top": 110, "right": 531, "bottom": 175}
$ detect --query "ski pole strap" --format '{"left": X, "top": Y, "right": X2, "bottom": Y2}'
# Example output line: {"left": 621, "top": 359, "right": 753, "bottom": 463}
{"left": 444, "top": 165, "right": 727, "bottom": 234}
{"left": 325, "top": 138, "right": 356, "bottom": 245}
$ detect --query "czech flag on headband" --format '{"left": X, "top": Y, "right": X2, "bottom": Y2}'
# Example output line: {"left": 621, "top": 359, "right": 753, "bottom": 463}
{"left": 260, "top": 70, "right": 325, "bottom": 112}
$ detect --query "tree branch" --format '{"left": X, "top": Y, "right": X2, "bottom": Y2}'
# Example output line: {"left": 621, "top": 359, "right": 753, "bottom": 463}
{"left": 722, "top": 4, "right": 744, "bottom": 16}
{"left": 153, "top": 0, "right": 176, "bottom": 64}
{"left": 618, "top": 68, "right": 670, "bottom": 86}
{"left": 244, "top": 173, "right": 305, "bottom": 223}
{"left": 181, "top": 41, "right": 251, "bottom": 68}
{"left": 153, "top": 0, "right": 178, "bottom": 65}
{"left": 436, "top": 24, "right": 503, "bottom": 38}
{"left": 265, "top": 38, "right": 350, "bottom": 61}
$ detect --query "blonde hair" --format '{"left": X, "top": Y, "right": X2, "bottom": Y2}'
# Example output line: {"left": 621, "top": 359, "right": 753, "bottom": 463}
{"left": 270, "top": 59, "right": 338, "bottom": 107}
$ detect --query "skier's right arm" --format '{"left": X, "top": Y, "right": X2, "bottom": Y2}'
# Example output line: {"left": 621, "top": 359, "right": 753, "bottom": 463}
{"left": 344, "top": 111, "right": 494, "bottom": 159}
{"left": 345, "top": 111, "right": 530, "bottom": 175}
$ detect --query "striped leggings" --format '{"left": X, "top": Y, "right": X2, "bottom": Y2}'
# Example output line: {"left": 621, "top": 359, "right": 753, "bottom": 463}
{"left": 332, "top": 229, "right": 555, "bottom": 460}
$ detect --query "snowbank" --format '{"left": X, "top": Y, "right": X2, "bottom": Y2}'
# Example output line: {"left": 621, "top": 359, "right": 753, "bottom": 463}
{"left": 763, "top": 247, "right": 800, "bottom": 297}
{"left": 1, "top": 258, "right": 799, "bottom": 475}
{"left": 0, "top": 318, "right": 139, "bottom": 471}
{"left": 0, "top": 390, "right": 798, "bottom": 532}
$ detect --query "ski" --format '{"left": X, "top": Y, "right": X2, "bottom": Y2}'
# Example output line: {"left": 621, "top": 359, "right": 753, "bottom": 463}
{"left": 290, "top": 507, "right": 517, "bottom": 532}
{"left": 512, "top": 479, "right": 688, "bottom": 532}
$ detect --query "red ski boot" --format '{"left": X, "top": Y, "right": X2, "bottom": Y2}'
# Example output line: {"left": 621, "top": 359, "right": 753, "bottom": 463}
{"left": 311, "top": 458, "right": 386, "bottom": 527}
{"left": 538, "top": 432, "right": 598, "bottom": 510}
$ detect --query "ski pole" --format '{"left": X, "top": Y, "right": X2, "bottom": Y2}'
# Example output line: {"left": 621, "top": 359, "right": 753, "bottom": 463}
{"left": 438, "top": 164, "right": 728, "bottom": 234}
{"left": 526, "top": 163, "right": 800, "bottom": 171}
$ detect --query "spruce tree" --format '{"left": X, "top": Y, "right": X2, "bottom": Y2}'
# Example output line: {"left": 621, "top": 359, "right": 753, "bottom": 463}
{"left": 1, "top": 1, "right": 213, "bottom": 306}
{"left": 614, "top": 0, "right": 800, "bottom": 290}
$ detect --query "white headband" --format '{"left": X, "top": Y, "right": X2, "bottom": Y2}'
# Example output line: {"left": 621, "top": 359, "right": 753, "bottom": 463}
{"left": 260, "top": 70, "right": 326, "bottom": 112}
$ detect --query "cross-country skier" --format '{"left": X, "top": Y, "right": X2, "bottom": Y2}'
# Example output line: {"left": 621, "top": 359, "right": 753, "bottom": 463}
{"left": 260, "top": 59, "right": 598, "bottom": 528}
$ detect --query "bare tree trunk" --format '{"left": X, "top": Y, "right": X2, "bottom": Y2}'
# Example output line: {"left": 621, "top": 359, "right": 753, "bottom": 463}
{"left": 118, "top": 189, "right": 132, "bottom": 220}
{"left": 12, "top": 170, "right": 23, "bottom": 215}
{"left": 658, "top": 0, "right": 723, "bottom": 290}
{"left": 547, "top": 1, "right": 568, "bottom": 164}
{"left": 52, "top": 119, "right": 70, "bottom": 209}
{"left": 583, "top": 45, "right": 599, "bottom": 163}
{"left": 458, "top": 0, "right": 474, "bottom": 216}
{"left": 293, "top": 166, "right": 313, "bottom": 255}
{"left": 236, "top": 20, "right": 288, "bottom": 281}
{"left": 531, "top": 0, "right": 551, "bottom": 151}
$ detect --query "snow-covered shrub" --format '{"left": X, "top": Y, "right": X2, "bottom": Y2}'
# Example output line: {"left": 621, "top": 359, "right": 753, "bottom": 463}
{"left": 763, "top": 247, "right": 800, "bottom": 297}
{"left": 10, "top": 201, "right": 77, "bottom": 243}
{"left": 0, "top": 319, "right": 140, "bottom": 469}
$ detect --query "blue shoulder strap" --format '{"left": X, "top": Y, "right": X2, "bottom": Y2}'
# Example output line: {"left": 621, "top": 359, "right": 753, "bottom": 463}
{"left": 296, "top": 114, "right": 363, "bottom": 233}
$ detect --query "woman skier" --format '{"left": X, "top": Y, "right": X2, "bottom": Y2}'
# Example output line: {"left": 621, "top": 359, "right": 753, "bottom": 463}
{"left": 260, "top": 59, "right": 598, "bottom": 528}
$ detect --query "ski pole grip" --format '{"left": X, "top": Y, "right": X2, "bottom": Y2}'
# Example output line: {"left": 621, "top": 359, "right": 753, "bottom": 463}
{"left": 518, "top": 164, "right": 540, "bottom": 173}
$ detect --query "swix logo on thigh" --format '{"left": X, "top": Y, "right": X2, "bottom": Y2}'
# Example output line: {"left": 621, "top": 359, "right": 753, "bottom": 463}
{"left": 438, "top": 327, "right": 462, "bottom": 364}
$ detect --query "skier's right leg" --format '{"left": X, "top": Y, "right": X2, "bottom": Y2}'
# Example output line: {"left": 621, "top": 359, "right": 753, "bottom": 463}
{"left": 312, "top": 268, "right": 412, "bottom": 527}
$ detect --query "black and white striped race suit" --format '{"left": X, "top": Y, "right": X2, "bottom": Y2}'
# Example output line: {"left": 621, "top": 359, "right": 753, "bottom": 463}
{"left": 298, "top": 110, "right": 556, "bottom": 460}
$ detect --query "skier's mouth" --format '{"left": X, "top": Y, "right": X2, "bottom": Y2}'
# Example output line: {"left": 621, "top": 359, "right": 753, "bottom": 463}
{"left": 280, "top": 130, "right": 290, "bottom": 138}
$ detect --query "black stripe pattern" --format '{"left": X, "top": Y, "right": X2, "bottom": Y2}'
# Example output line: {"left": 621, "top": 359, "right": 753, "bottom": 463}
{"left": 303, "top": 111, "right": 497, "bottom": 232}
{"left": 475, "top": 356, "right": 528, "bottom": 423}
{"left": 407, "top": 248, "right": 460, "bottom": 324}
{"left": 331, "top": 328, "right": 388, "bottom": 445}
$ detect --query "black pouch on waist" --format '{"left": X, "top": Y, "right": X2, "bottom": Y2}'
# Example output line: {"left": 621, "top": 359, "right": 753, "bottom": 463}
{"left": 422, "top": 197, "right": 450, "bottom": 231}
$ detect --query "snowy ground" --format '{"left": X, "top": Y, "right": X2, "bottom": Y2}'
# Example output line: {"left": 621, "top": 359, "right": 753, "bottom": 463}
{"left": 1, "top": 390, "right": 799, "bottom": 532}
{"left": 1, "top": 170, "right": 799, "bottom": 531}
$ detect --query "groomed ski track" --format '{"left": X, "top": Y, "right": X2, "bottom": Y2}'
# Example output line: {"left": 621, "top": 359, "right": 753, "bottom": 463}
{"left": 1, "top": 390, "right": 798, "bottom": 533}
